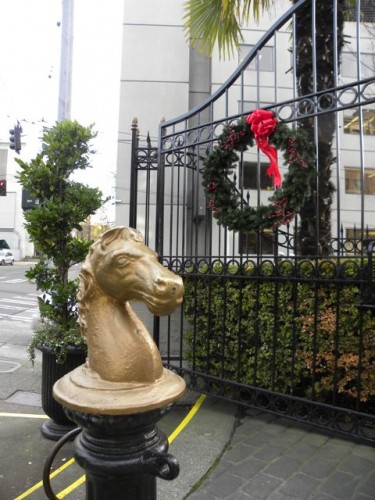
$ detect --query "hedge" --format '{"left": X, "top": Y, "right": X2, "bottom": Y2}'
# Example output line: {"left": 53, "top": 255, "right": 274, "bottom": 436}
{"left": 183, "top": 262, "right": 375, "bottom": 411}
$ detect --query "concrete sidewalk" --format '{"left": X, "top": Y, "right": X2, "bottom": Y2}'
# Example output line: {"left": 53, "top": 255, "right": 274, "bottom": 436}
{"left": 0, "top": 319, "right": 236, "bottom": 499}
{"left": 187, "top": 408, "right": 375, "bottom": 500}
{"left": 1, "top": 318, "right": 374, "bottom": 499}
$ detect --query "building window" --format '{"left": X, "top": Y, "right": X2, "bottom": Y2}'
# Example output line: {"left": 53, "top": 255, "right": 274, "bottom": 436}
{"left": 239, "top": 230, "right": 274, "bottom": 255}
{"left": 239, "top": 161, "right": 275, "bottom": 254}
{"left": 239, "top": 101, "right": 273, "bottom": 115}
{"left": 341, "top": 51, "right": 375, "bottom": 79}
{"left": 346, "top": 228, "right": 375, "bottom": 254}
{"left": 344, "top": 108, "right": 375, "bottom": 135}
{"left": 239, "top": 45, "right": 274, "bottom": 72}
{"left": 345, "top": 167, "right": 375, "bottom": 194}
{"left": 345, "top": 0, "right": 375, "bottom": 22}
{"left": 243, "top": 161, "right": 274, "bottom": 190}
{"left": 346, "top": 228, "right": 375, "bottom": 240}
{"left": 0, "top": 149, "right": 8, "bottom": 179}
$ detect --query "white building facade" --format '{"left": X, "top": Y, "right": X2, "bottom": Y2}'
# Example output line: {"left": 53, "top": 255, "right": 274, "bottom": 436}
{"left": 114, "top": 0, "right": 375, "bottom": 253}
{"left": 0, "top": 144, "right": 33, "bottom": 260}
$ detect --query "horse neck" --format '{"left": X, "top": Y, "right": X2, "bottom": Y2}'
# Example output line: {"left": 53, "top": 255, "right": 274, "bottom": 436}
{"left": 82, "top": 288, "right": 163, "bottom": 384}
{"left": 84, "top": 290, "right": 141, "bottom": 338}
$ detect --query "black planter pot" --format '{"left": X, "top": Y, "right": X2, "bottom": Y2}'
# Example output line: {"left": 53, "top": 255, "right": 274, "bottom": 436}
{"left": 39, "top": 345, "right": 86, "bottom": 441}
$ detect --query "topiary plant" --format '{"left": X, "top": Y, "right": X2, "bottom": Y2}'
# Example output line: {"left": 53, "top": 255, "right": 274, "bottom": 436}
{"left": 16, "top": 120, "right": 107, "bottom": 363}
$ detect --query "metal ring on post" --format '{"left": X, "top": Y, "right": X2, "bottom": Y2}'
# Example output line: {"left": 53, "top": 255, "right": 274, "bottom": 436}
{"left": 43, "top": 427, "right": 82, "bottom": 500}
{"left": 142, "top": 450, "right": 180, "bottom": 480}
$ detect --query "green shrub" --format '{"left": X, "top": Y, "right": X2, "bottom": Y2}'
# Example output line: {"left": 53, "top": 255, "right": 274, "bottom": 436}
{"left": 183, "top": 262, "right": 375, "bottom": 410}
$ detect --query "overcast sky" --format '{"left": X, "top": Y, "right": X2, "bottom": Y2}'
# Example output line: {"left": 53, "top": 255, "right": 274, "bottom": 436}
{"left": 0, "top": 0, "right": 124, "bottom": 217}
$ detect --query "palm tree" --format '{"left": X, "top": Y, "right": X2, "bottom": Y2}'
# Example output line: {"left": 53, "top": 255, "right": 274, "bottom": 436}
{"left": 184, "top": 0, "right": 346, "bottom": 255}
{"left": 291, "top": 0, "right": 345, "bottom": 255}
{"left": 184, "top": 0, "right": 274, "bottom": 60}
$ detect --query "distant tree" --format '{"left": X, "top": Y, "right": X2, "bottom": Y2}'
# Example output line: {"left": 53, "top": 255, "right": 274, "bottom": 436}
{"left": 77, "top": 216, "right": 111, "bottom": 242}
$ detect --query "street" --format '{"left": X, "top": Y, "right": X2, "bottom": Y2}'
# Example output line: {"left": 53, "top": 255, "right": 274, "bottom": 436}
{"left": 0, "top": 263, "right": 38, "bottom": 324}
{"left": 0, "top": 263, "right": 206, "bottom": 500}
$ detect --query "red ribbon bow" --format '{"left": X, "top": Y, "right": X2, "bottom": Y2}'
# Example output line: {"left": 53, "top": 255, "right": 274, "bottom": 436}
{"left": 246, "top": 110, "right": 281, "bottom": 188}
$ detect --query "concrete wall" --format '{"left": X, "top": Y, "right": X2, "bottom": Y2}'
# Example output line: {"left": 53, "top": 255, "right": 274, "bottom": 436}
{"left": 115, "top": 1, "right": 190, "bottom": 228}
{"left": 0, "top": 145, "right": 33, "bottom": 260}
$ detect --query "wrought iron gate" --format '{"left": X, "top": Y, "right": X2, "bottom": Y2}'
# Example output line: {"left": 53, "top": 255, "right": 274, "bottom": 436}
{"left": 129, "top": 0, "right": 375, "bottom": 444}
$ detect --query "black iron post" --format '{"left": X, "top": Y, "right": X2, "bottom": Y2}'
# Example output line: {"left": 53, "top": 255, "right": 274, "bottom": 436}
{"left": 45, "top": 225, "right": 186, "bottom": 499}
{"left": 61, "top": 405, "right": 179, "bottom": 500}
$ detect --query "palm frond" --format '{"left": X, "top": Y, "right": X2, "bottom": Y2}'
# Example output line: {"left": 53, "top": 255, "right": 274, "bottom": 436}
{"left": 183, "top": 0, "right": 274, "bottom": 59}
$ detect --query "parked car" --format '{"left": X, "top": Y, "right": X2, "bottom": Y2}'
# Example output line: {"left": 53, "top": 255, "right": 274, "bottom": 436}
{"left": 0, "top": 250, "right": 14, "bottom": 265}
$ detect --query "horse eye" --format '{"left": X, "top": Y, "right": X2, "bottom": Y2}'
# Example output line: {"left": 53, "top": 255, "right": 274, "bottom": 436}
{"left": 115, "top": 255, "right": 131, "bottom": 268}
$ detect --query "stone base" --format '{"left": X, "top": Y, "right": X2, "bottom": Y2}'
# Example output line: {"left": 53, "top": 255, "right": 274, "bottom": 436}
{"left": 41, "top": 419, "right": 77, "bottom": 441}
{"left": 53, "top": 364, "right": 186, "bottom": 415}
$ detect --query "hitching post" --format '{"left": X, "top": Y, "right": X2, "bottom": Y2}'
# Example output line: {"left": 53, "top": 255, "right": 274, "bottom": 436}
{"left": 51, "top": 227, "right": 186, "bottom": 499}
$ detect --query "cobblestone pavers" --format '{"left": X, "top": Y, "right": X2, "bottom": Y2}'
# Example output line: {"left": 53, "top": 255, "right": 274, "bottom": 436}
{"left": 187, "top": 410, "right": 375, "bottom": 500}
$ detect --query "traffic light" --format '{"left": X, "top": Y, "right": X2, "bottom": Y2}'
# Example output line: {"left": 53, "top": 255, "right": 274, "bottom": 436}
{"left": 22, "top": 189, "right": 39, "bottom": 210}
{"left": 9, "top": 124, "right": 22, "bottom": 153}
{"left": 0, "top": 180, "right": 6, "bottom": 196}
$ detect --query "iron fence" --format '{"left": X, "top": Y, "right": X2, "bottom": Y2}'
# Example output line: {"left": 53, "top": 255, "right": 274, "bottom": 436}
{"left": 129, "top": 0, "right": 375, "bottom": 444}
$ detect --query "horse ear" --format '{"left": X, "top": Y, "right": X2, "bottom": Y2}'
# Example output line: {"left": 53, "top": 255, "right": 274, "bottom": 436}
{"left": 128, "top": 228, "right": 144, "bottom": 243}
{"left": 100, "top": 227, "right": 127, "bottom": 248}
{"left": 99, "top": 227, "right": 144, "bottom": 248}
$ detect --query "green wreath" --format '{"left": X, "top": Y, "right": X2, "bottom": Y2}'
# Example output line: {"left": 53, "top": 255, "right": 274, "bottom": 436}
{"left": 202, "top": 111, "right": 316, "bottom": 232}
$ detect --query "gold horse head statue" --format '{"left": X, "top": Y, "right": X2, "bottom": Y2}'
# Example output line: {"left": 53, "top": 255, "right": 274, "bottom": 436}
{"left": 77, "top": 227, "right": 184, "bottom": 384}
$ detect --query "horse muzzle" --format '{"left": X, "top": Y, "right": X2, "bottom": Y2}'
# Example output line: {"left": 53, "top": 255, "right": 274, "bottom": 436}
{"left": 145, "top": 275, "right": 184, "bottom": 315}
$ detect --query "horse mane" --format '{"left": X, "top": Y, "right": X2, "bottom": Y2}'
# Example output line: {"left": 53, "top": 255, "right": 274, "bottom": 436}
{"left": 77, "top": 250, "right": 96, "bottom": 340}
{"left": 77, "top": 227, "right": 144, "bottom": 338}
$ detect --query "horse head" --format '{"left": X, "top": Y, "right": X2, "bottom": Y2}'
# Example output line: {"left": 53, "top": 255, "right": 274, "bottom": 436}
{"left": 54, "top": 227, "right": 187, "bottom": 407}
{"left": 80, "top": 227, "right": 183, "bottom": 315}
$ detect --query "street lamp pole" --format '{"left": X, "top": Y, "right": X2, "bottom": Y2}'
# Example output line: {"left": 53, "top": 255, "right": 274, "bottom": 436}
{"left": 58, "top": 0, "right": 74, "bottom": 121}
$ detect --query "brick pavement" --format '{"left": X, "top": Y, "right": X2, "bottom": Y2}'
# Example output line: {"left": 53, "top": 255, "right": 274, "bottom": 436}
{"left": 1, "top": 309, "right": 374, "bottom": 499}
{"left": 187, "top": 408, "right": 375, "bottom": 500}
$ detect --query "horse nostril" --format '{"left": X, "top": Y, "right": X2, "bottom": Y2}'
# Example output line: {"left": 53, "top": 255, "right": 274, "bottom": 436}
{"left": 155, "top": 278, "right": 179, "bottom": 296}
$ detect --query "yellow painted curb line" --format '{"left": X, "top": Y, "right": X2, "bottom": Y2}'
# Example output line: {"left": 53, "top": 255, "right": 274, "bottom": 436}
{"left": 13, "top": 394, "right": 207, "bottom": 499}
{"left": 0, "top": 412, "right": 48, "bottom": 419}
{"left": 168, "top": 394, "right": 206, "bottom": 444}
{"left": 56, "top": 474, "right": 86, "bottom": 499}
{"left": 14, "top": 459, "right": 75, "bottom": 500}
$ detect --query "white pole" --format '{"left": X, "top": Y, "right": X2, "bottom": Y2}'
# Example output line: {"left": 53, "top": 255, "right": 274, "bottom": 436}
{"left": 58, "top": 0, "right": 74, "bottom": 121}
